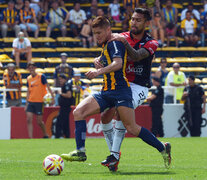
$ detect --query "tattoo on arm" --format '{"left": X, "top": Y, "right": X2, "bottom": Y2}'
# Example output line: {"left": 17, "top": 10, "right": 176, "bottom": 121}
{"left": 124, "top": 41, "right": 150, "bottom": 62}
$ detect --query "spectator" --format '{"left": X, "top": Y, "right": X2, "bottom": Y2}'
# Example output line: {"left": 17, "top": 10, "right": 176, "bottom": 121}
{"left": 97, "top": 8, "right": 105, "bottom": 16}
{"left": 181, "top": 75, "right": 206, "bottom": 137}
{"left": 54, "top": 52, "right": 73, "bottom": 105}
{"left": 181, "top": 3, "right": 200, "bottom": 23}
{"left": 3, "top": 63, "right": 22, "bottom": 107}
{"left": 165, "top": 63, "right": 187, "bottom": 104}
{"left": 123, "top": 0, "right": 139, "bottom": 9}
{"left": 55, "top": 74, "right": 74, "bottom": 138}
{"left": 161, "top": 0, "right": 178, "bottom": 47}
{"left": 0, "top": 1, "right": 20, "bottom": 38}
{"left": 108, "top": 0, "right": 121, "bottom": 23}
{"left": 87, "top": 0, "right": 98, "bottom": 19}
{"left": 80, "top": 17, "right": 97, "bottom": 48}
{"left": 25, "top": 62, "right": 54, "bottom": 138}
{"left": 12, "top": 31, "right": 32, "bottom": 68}
{"left": 69, "top": 70, "right": 87, "bottom": 106}
{"left": 147, "top": 76, "right": 164, "bottom": 137}
{"left": 30, "top": 0, "right": 42, "bottom": 22}
{"left": 69, "top": 3, "right": 87, "bottom": 38}
{"left": 15, "top": 0, "right": 24, "bottom": 12}
{"left": 200, "top": 9, "right": 207, "bottom": 46}
{"left": 122, "top": 3, "right": 133, "bottom": 31}
{"left": 181, "top": 11, "right": 199, "bottom": 46}
{"left": 151, "top": 0, "right": 161, "bottom": 19}
{"left": 155, "top": 57, "right": 168, "bottom": 86}
{"left": 45, "top": 1, "right": 69, "bottom": 38}
{"left": 54, "top": 53, "right": 74, "bottom": 87}
{"left": 150, "top": 12, "right": 165, "bottom": 47}
{"left": 19, "top": 0, "right": 39, "bottom": 38}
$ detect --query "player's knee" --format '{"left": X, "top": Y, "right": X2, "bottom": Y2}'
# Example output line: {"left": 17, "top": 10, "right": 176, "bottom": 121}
{"left": 73, "top": 107, "right": 84, "bottom": 120}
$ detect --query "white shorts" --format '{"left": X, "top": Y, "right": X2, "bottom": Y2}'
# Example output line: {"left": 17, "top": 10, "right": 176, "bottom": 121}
{"left": 129, "top": 82, "right": 149, "bottom": 109}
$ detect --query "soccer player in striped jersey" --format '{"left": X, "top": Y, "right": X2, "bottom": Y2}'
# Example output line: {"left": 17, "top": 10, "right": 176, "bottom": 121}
{"left": 61, "top": 16, "right": 134, "bottom": 162}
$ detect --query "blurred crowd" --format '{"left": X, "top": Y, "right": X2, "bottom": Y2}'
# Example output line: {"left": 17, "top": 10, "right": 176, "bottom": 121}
{"left": 1, "top": 0, "right": 207, "bottom": 47}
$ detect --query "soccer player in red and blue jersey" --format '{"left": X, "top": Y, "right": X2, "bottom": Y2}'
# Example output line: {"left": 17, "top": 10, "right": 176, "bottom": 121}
{"left": 98, "top": 8, "right": 171, "bottom": 171}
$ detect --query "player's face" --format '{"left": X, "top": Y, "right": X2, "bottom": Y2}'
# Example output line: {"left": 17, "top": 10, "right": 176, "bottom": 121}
{"left": 92, "top": 26, "right": 110, "bottom": 45}
{"left": 188, "top": 78, "right": 194, "bottom": 86}
{"left": 61, "top": 56, "right": 67, "bottom": 63}
{"left": 28, "top": 65, "right": 36, "bottom": 75}
{"left": 8, "top": 67, "right": 15, "bottom": 76}
{"left": 59, "top": 77, "right": 66, "bottom": 86}
{"left": 130, "top": 12, "right": 147, "bottom": 35}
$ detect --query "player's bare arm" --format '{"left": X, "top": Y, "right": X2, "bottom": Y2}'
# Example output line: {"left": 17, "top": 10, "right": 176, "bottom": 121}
{"left": 110, "top": 34, "right": 150, "bottom": 61}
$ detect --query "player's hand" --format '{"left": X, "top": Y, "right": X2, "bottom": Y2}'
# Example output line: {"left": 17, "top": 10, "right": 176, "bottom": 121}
{"left": 183, "top": 92, "right": 188, "bottom": 97}
{"left": 94, "top": 57, "right": 103, "bottom": 69}
{"left": 109, "top": 33, "right": 126, "bottom": 44}
{"left": 85, "top": 69, "right": 100, "bottom": 80}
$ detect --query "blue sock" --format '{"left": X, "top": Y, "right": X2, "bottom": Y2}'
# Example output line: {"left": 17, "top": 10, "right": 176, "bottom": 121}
{"left": 75, "top": 120, "right": 86, "bottom": 150}
{"left": 138, "top": 127, "right": 164, "bottom": 152}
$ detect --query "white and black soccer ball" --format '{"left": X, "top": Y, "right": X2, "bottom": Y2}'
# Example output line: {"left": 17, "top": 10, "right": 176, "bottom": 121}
{"left": 43, "top": 154, "right": 64, "bottom": 175}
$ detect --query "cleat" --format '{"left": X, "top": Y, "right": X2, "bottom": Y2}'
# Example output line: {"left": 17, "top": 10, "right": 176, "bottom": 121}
{"left": 162, "top": 142, "right": 171, "bottom": 169}
{"left": 61, "top": 150, "right": 87, "bottom": 162}
{"left": 107, "top": 152, "right": 121, "bottom": 172}
{"left": 101, "top": 154, "right": 119, "bottom": 170}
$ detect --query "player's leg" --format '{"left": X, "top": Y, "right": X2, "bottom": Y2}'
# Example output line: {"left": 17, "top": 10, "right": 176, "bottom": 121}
{"left": 34, "top": 102, "right": 48, "bottom": 138}
{"left": 118, "top": 106, "right": 171, "bottom": 168}
{"left": 36, "top": 114, "right": 48, "bottom": 138}
{"left": 101, "top": 107, "right": 116, "bottom": 152}
{"left": 61, "top": 95, "right": 102, "bottom": 162}
{"left": 26, "top": 111, "right": 33, "bottom": 138}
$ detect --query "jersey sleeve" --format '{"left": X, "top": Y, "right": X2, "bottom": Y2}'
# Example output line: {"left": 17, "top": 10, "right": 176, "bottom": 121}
{"left": 12, "top": 39, "right": 17, "bottom": 48}
{"left": 3, "top": 73, "right": 8, "bottom": 86}
{"left": 25, "top": 38, "right": 31, "bottom": 47}
{"left": 107, "top": 41, "right": 125, "bottom": 59}
{"left": 199, "top": 86, "right": 205, "bottom": 96}
{"left": 143, "top": 40, "right": 158, "bottom": 55}
{"left": 41, "top": 74, "right": 47, "bottom": 84}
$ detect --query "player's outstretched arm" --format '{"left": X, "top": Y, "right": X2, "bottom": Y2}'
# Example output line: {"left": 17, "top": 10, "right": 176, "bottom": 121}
{"left": 109, "top": 34, "right": 150, "bottom": 62}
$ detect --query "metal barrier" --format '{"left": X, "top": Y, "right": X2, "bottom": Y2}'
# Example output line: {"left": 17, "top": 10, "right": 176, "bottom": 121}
{"left": 0, "top": 86, "right": 183, "bottom": 108}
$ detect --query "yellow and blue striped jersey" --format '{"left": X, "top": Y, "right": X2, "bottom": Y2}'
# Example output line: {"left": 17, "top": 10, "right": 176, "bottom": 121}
{"left": 1, "top": 8, "right": 18, "bottom": 23}
{"left": 100, "top": 41, "right": 129, "bottom": 91}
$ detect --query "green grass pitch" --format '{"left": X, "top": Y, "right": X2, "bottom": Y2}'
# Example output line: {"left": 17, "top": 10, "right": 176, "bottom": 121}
{"left": 0, "top": 137, "right": 207, "bottom": 180}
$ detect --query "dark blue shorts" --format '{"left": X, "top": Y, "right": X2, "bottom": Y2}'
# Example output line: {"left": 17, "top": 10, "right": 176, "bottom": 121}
{"left": 93, "top": 87, "right": 133, "bottom": 112}
{"left": 26, "top": 102, "right": 44, "bottom": 115}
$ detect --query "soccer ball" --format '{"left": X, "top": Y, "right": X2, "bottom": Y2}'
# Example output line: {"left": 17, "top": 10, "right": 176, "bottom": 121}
{"left": 43, "top": 93, "right": 52, "bottom": 105}
{"left": 43, "top": 154, "right": 64, "bottom": 175}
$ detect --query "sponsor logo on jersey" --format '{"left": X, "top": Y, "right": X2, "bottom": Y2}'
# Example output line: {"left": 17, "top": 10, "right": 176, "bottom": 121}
{"left": 126, "top": 64, "right": 143, "bottom": 75}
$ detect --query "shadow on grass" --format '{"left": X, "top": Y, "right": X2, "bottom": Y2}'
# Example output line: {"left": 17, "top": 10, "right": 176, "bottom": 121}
{"left": 115, "top": 171, "right": 176, "bottom": 176}
{"left": 68, "top": 171, "right": 176, "bottom": 176}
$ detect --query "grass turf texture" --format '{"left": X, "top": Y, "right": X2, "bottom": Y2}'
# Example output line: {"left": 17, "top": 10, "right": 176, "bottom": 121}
{"left": 0, "top": 138, "right": 207, "bottom": 180}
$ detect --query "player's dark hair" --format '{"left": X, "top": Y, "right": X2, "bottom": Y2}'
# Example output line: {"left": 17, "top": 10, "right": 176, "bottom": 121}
{"left": 134, "top": 8, "right": 151, "bottom": 21}
{"left": 186, "top": 10, "right": 192, "bottom": 15}
{"left": 161, "top": 57, "right": 167, "bottom": 63}
{"left": 27, "top": 62, "right": 36, "bottom": 68}
{"left": 92, "top": 16, "right": 111, "bottom": 29}
{"left": 189, "top": 75, "right": 195, "bottom": 81}
{"left": 8, "top": 0, "right": 15, "bottom": 4}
